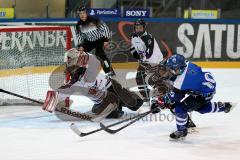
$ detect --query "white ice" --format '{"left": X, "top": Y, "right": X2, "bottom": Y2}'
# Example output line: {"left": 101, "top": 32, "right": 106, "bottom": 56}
{"left": 0, "top": 69, "right": 240, "bottom": 160}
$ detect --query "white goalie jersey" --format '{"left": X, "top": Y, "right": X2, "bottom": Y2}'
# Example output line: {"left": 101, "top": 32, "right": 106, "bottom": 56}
{"left": 68, "top": 73, "right": 112, "bottom": 104}
{"left": 61, "top": 49, "right": 112, "bottom": 104}
{"left": 43, "top": 48, "right": 112, "bottom": 112}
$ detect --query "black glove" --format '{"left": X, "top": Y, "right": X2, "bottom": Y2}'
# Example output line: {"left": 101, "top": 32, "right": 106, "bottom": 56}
{"left": 150, "top": 102, "right": 161, "bottom": 114}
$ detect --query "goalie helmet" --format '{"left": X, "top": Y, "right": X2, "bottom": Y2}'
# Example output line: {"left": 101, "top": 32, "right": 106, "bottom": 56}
{"left": 64, "top": 48, "right": 80, "bottom": 67}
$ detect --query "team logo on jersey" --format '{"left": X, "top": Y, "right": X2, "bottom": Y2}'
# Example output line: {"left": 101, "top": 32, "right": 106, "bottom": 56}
{"left": 169, "top": 91, "right": 175, "bottom": 98}
{"left": 172, "top": 57, "right": 177, "bottom": 63}
{"left": 88, "top": 81, "right": 98, "bottom": 95}
{"left": 148, "top": 39, "right": 151, "bottom": 45}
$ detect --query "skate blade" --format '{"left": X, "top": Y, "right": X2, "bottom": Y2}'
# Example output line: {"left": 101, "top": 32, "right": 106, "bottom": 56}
{"left": 169, "top": 136, "right": 186, "bottom": 141}
{"left": 229, "top": 102, "right": 238, "bottom": 112}
{"left": 187, "top": 127, "right": 198, "bottom": 134}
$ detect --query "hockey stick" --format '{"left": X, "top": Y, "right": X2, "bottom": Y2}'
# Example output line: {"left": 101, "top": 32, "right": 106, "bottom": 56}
{"left": 138, "top": 62, "right": 150, "bottom": 105}
{"left": 0, "top": 88, "right": 44, "bottom": 105}
{"left": 99, "top": 110, "right": 152, "bottom": 134}
{"left": 70, "top": 110, "right": 151, "bottom": 137}
{"left": 0, "top": 89, "right": 102, "bottom": 121}
{"left": 100, "top": 107, "right": 196, "bottom": 134}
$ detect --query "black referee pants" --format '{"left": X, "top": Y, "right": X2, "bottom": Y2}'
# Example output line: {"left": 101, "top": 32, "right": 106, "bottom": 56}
{"left": 81, "top": 39, "right": 112, "bottom": 74}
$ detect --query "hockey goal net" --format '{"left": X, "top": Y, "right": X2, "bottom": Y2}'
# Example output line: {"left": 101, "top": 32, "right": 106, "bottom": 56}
{"left": 0, "top": 26, "right": 72, "bottom": 105}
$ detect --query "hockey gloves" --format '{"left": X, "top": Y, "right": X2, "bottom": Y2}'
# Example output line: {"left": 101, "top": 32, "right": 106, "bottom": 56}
{"left": 150, "top": 92, "right": 176, "bottom": 114}
{"left": 150, "top": 97, "right": 166, "bottom": 114}
{"left": 150, "top": 102, "right": 161, "bottom": 114}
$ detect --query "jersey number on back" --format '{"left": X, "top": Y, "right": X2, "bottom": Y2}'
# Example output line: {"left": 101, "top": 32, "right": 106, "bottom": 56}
{"left": 203, "top": 72, "right": 216, "bottom": 89}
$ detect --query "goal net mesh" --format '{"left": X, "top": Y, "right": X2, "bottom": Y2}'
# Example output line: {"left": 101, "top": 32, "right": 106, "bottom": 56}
{"left": 0, "top": 26, "right": 72, "bottom": 105}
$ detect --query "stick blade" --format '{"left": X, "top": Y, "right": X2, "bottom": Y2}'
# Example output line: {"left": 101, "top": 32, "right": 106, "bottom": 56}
{"left": 70, "top": 123, "right": 83, "bottom": 136}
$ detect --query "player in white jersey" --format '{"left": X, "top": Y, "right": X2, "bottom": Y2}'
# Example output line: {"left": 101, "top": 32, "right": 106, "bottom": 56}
{"left": 130, "top": 19, "right": 172, "bottom": 102}
{"left": 42, "top": 48, "right": 143, "bottom": 121}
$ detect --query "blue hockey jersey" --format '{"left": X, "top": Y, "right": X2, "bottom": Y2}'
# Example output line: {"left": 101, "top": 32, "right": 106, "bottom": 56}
{"left": 173, "top": 62, "right": 216, "bottom": 97}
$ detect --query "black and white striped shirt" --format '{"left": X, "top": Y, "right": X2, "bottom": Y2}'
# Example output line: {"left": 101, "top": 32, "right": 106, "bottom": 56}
{"left": 76, "top": 15, "right": 111, "bottom": 43}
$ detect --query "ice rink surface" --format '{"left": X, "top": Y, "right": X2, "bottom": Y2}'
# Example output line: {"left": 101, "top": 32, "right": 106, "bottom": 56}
{"left": 0, "top": 69, "right": 240, "bottom": 160}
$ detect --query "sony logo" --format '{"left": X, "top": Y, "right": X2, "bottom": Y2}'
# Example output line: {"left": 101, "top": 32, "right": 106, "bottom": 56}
{"left": 125, "top": 10, "right": 147, "bottom": 17}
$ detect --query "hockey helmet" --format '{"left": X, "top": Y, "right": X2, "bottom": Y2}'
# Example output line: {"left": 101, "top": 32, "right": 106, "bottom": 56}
{"left": 134, "top": 19, "right": 146, "bottom": 35}
{"left": 64, "top": 48, "right": 80, "bottom": 67}
{"left": 165, "top": 54, "right": 187, "bottom": 74}
{"left": 134, "top": 19, "right": 146, "bottom": 28}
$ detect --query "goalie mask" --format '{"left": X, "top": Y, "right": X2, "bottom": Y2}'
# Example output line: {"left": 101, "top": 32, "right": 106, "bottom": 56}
{"left": 64, "top": 48, "right": 80, "bottom": 67}
{"left": 64, "top": 48, "right": 89, "bottom": 67}
{"left": 64, "top": 48, "right": 89, "bottom": 82}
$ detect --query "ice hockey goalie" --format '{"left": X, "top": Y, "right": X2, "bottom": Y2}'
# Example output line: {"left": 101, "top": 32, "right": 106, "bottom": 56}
{"left": 42, "top": 48, "right": 143, "bottom": 121}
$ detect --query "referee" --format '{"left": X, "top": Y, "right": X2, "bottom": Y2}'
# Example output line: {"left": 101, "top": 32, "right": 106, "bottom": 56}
{"left": 76, "top": 6, "right": 115, "bottom": 75}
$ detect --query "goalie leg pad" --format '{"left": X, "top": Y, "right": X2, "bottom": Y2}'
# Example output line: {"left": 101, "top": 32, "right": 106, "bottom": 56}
{"left": 128, "top": 92, "right": 143, "bottom": 111}
{"left": 92, "top": 91, "right": 119, "bottom": 115}
{"left": 91, "top": 91, "right": 119, "bottom": 121}
{"left": 42, "top": 90, "right": 58, "bottom": 113}
{"left": 111, "top": 79, "right": 143, "bottom": 111}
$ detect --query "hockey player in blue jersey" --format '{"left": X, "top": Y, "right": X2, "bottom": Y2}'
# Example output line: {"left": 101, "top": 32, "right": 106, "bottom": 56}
{"left": 150, "top": 54, "right": 234, "bottom": 140}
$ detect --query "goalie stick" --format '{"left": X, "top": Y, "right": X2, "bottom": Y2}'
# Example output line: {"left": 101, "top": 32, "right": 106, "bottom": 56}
{"left": 0, "top": 88, "right": 99, "bottom": 122}
{"left": 0, "top": 88, "right": 44, "bottom": 105}
{"left": 70, "top": 110, "right": 152, "bottom": 137}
